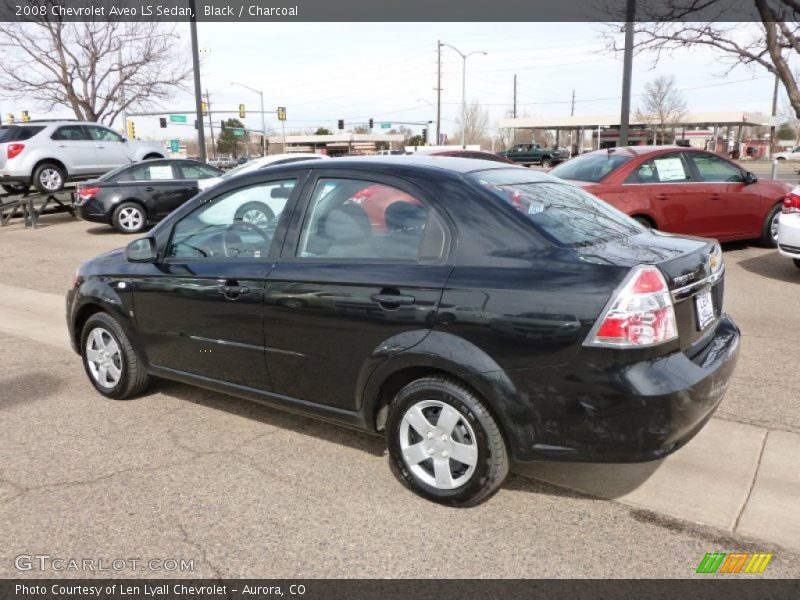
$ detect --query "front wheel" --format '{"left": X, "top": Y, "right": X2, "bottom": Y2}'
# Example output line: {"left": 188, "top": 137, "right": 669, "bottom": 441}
{"left": 386, "top": 376, "right": 509, "bottom": 506}
{"left": 759, "top": 203, "right": 782, "bottom": 247}
{"left": 81, "top": 312, "right": 149, "bottom": 399}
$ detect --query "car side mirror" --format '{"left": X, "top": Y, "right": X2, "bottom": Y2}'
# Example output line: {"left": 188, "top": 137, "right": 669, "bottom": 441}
{"left": 126, "top": 237, "right": 157, "bottom": 262}
{"left": 744, "top": 171, "right": 757, "bottom": 185}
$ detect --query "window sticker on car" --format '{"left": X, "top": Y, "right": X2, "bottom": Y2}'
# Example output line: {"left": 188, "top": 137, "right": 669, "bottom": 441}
{"left": 148, "top": 166, "right": 173, "bottom": 180}
{"left": 654, "top": 156, "right": 687, "bottom": 182}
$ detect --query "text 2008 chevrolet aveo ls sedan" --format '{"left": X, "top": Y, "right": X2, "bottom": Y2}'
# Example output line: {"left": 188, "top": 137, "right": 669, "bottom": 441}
{"left": 67, "top": 157, "right": 740, "bottom": 506}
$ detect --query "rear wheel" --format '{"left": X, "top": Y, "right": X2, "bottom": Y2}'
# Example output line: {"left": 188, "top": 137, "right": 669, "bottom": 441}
{"left": 33, "top": 162, "right": 65, "bottom": 194}
{"left": 759, "top": 203, "right": 782, "bottom": 247}
{"left": 633, "top": 215, "right": 654, "bottom": 229}
{"left": 2, "top": 183, "right": 28, "bottom": 195}
{"left": 386, "top": 376, "right": 509, "bottom": 506}
{"left": 113, "top": 202, "right": 147, "bottom": 234}
{"left": 81, "top": 312, "right": 149, "bottom": 399}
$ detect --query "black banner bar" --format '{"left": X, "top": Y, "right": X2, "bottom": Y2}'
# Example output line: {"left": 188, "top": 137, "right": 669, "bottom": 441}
{"left": 2, "top": 579, "right": 800, "bottom": 600}
{"left": 0, "top": 0, "right": 774, "bottom": 22}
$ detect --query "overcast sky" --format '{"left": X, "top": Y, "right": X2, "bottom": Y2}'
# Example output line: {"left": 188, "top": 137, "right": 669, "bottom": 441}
{"left": 0, "top": 21, "right": 785, "bottom": 141}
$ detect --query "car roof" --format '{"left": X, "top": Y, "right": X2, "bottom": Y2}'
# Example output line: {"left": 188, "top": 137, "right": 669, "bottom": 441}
{"left": 578, "top": 145, "right": 709, "bottom": 159}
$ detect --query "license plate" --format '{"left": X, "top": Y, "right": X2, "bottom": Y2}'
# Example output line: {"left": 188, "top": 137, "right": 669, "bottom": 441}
{"left": 695, "top": 289, "right": 715, "bottom": 330}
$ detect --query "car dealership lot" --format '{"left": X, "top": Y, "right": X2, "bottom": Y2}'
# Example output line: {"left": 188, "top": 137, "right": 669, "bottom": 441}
{"left": 1, "top": 212, "right": 799, "bottom": 577}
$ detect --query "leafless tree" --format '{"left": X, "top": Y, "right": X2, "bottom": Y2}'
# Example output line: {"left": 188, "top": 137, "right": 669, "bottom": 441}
{"left": 634, "top": 75, "right": 687, "bottom": 144}
{"left": 603, "top": 0, "right": 800, "bottom": 118}
{"left": 454, "top": 100, "right": 489, "bottom": 145}
{"left": 0, "top": 21, "right": 190, "bottom": 125}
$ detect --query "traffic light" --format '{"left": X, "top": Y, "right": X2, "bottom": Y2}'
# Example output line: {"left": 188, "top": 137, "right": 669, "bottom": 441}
{"left": 6, "top": 113, "right": 15, "bottom": 124}
{"left": 194, "top": 120, "right": 198, "bottom": 130}
{"left": 369, "top": 118, "right": 373, "bottom": 129}
{"left": 239, "top": 104, "right": 246, "bottom": 118}
{"left": 421, "top": 128, "right": 427, "bottom": 144}
{"left": 21, "top": 111, "right": 30, "bottom": 123}
{"left": 159, "top": 117, "right": 167, "bottom": 128}
{"left": 338, "top": 119, "right": 344, "bottom": 130}
{"left": 127, "top": 120, "right": 135, "bottom": 138}
{"left": 201, "top": 101, "right": 208, "bottom": 116}
{"left": 277, "top": 106, "right": 286, "bottom": 121}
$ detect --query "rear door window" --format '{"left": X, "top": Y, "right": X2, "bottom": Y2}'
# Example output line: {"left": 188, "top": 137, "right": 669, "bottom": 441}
{"left": 51, "top": 125, "right": 89, "bottom": 141}
{"left": 471, "top": 170, "right": 643, "bottom": 248}
{"left": 118, "top": 163, "right": 177, "bottom": 182}
{"left": 625, "top": 154, "right": 692, "bottom": 183}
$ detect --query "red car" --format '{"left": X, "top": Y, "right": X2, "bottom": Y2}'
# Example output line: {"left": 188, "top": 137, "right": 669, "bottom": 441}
{"left": 549, "top": 146, "right": 790, "bottom": 245}
{"left": 414, "top": 148, "right": 517, "bottom": 164}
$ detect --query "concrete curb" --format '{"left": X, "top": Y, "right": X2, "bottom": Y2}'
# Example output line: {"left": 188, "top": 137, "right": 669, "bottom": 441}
{"left": 1, "top": 282, "right": 797, "bottom": 553}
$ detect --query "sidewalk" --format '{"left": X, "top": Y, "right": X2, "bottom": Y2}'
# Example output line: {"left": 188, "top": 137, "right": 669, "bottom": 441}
{"left": 1, "top": 281, "right": 797, "bottom": 553}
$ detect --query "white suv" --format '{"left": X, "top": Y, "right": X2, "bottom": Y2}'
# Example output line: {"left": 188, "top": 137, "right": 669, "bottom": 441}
{"left": 0, "top": 120, "right": 165, "bottom": 195}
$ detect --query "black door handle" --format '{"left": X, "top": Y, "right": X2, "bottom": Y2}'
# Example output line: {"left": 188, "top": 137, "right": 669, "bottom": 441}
{"left": 145, "top": 187, "right": 154, "bottom": 192}
{"left": 218, "top": 284, "right": 249, "bottom": 296}
{"left": 371, "top": 293, "right": 415, "bottom": 306}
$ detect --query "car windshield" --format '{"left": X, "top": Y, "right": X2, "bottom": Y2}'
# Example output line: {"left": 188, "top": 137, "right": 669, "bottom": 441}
{"left": 548, "top": 152, "right": 632, "bottom": 182}
{"left": 470, "top": 170, "right": 643, "bottom": 248}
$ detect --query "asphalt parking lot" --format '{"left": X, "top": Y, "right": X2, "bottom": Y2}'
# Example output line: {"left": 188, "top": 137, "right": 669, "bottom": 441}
{"left": 0, "top": 205, "right": 799, "bottom": 578}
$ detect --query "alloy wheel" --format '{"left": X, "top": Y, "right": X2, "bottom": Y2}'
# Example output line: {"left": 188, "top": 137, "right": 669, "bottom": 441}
{"left": 398, "top": 399, "right": 478, "bottom": 490}
{"left": 242, "top": 208, "right": 270, "bottom": 227}
{"left": 118, "top": 207, "right": 144, "bottom": 232}
{"left": 85, "top": 327, "right": 123, "bottom": 389}
{"left": 771, "top": 211, "right": 780, "bottom": 242}
{"left": 39, "top": 168, "right": 62, "bottom": 192}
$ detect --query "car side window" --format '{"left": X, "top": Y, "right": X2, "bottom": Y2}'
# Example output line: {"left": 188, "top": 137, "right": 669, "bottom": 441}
{"left": 178, "top": 163, "right": 221, "bottom": 179}
{"left": 626, "top": 154, "right": 691, "bottom": 184}
{"left": 119, "top": 164, "right": 177, "bottom": 182}
{"left": 86, "top": 125, "right": 124, "bottom": 142}
{"left": 296, "top": 178, "right": 441, "bottom": 262}
{"left": 167, "top": 179, "right": 296, "bottom": 260}
{"left": 689, "top": 153, "right": 745, "bottom": 183}
{"left": 51, "top": 125, "right": 88, "bottom": 141}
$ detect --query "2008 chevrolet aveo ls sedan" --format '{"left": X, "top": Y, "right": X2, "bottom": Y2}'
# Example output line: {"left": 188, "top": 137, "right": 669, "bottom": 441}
{"left": 67, "top": 157, "right": 740, "bottom": 506}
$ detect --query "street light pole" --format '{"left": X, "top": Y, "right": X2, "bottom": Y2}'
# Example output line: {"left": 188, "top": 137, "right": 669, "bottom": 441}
{"left": 440, "top": 43, "right": 487, "bottom": 149}
{"left": 232, "top": 81, "right": 267, "bottom": 157}
{"left": 188, "top": 0, "right": 206, "bottom": 161}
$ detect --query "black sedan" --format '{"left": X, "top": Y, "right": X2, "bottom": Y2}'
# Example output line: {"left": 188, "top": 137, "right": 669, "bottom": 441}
{"left": 74, "top": 159, "right": 223, "bottom": 233}
{"left": 66, "top": 157, "right": 739, "bottom": 506}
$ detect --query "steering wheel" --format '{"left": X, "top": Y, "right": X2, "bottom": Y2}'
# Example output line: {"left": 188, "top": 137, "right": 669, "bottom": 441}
{"left": 221, "top": 221, "right": 271, "bottom": 257}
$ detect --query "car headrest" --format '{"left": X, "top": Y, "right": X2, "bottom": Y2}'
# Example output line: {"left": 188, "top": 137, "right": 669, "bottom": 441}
{"left": 385, "top": 201, "right": 427, "bottom": 232}
{"left": 323, "top": 203, "right": 372, "bottom": 242}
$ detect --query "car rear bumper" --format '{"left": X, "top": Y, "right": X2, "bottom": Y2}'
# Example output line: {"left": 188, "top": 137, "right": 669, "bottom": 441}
{"left": 506, "top": 314, "right": 740, "bottom": 462}
{"left": 76, "top": 198, "right": 111, "bottom": 224}
{"left": 0, "top": 173, "right": 31, "bottom": 184}
{"left": 777, "top": 213, "right": 800, "bottom": 257}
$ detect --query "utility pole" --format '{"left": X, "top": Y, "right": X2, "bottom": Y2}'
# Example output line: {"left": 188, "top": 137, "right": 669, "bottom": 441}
{"left": 205, "top": 90, "right": 215, "bottom": 159}
{"left": 436, "top": 40, "right": 442, "bottom": 145}
{"left": 188, "top": 0, "right": 206, "bottom": 162}
{"left": 513, "top": 74, "right": 517, "bottom": 118}
{"left": 118, "top": 46, "right": 127, "bottom": 133}
{"left": 570, "top": 89, "right": 575, "bottom": 117}
{"left": 770, "top": 74, "right": 779, "bottom": 157}
{"left": 618, "top": 0, "right": 636, "bottom": 147}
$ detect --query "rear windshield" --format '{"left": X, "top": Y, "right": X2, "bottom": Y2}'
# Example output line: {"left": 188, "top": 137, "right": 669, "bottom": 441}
{"left": 548, "top": 152, "right": 632, "bottom": 182}
{"left": 470, "top": 170, "right": 643, "bottom": 248}
{"left": 0, "top": 126, "right": 45, "bottom": 143}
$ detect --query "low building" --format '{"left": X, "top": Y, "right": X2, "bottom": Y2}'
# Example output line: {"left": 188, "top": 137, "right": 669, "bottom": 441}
{"left": 266, "top": 133, "right": 406, "bottom": 156}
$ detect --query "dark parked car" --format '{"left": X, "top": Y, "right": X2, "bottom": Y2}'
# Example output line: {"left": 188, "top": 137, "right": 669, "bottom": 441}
{"left": 414, "top": 148, "right": 517, "bottom": 164}
{"left": 67, "top": 157, "right": 740, "bottom": 506}
{"left": 75, "top": 159, "right": 223, "bottom": 233}
{"left": 549, "top": 146, "right": 791, "bottom": 246}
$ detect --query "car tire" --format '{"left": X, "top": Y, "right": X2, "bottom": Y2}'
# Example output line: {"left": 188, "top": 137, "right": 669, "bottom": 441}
{"left": 386, "top": 375, "right": 509, "bottom": 506}
{"left": 793, "top": 259, "right": 800, "bottom": 269}
{"left": 541, "top": 157, "right": 553, "bottom": 168}
{"left": 2, "top": 183, "right": 28, "bottom": 195}
{"left": 81, "top": 312, "right": 150, "bottom": 399}
{"left": 113, "top": 202, "right": 147, "bottom": 234}
{"left": 759, "top": 203, "right": 783, "bottom": 247}
{"left": 32, "top": 162, "right": 66, "bottom": 194}
{"left": 234, "top": 201, "right": 275, "bottom": 227}
{"left": 777, "top": 156, "right": 786, "bottom": 160}
{"left": 143, "top": 154, "right": 163, "bottom": 160}
{"left": 633, "top": 215, "right": 654, "bottom": 229}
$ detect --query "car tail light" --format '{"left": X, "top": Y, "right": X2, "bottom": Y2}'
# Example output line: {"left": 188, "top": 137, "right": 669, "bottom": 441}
{"left": 78, "top": 187, "right": 99, "bottom": 200}
{"left": 7, "top": 143, "right": 24, "bottom": 159}
{"left": 585, "top": 265, "right": 678, "bottom": 348}
{"left": 783, "top": 191, "right": 800, "bottom": 214}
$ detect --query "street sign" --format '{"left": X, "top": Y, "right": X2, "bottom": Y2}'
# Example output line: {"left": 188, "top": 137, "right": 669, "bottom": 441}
{"left": 231, "top": 128, "right": 245, "bottom": 137}
{"left": 169, "top": 114, "right": 188, "bottom": 124}
{"left": 380, "top": 123, "right": 392, "bottom": 129}
{"left": 170, "top": 139, "right": 180, "bottom": 153}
